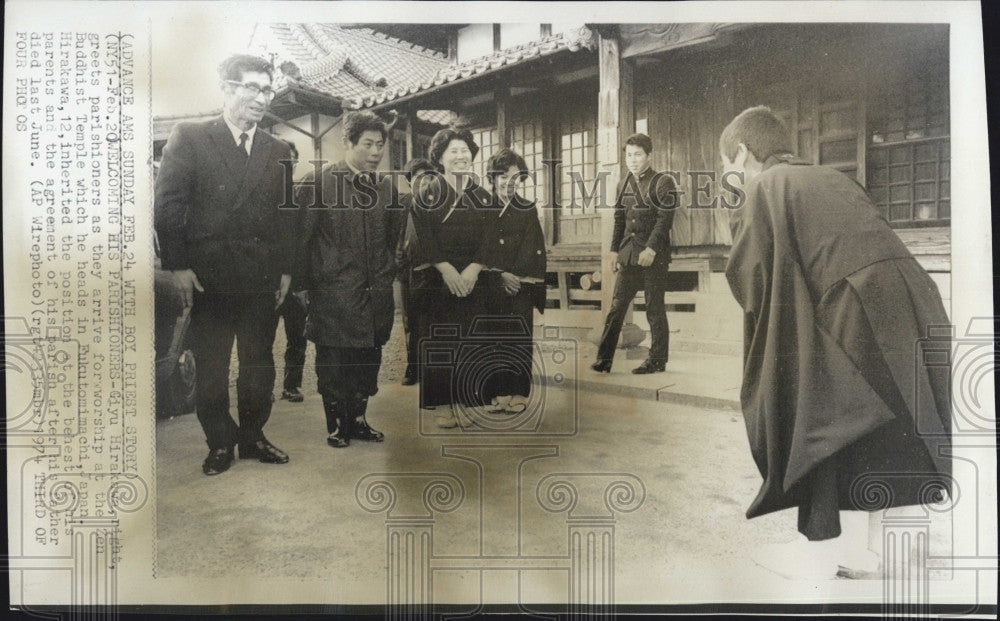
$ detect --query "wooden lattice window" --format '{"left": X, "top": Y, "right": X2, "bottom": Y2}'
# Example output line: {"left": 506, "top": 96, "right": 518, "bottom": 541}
{"left": 510, "top": 119, "right": 544, "bottom": 204}
{"left": 867, "top": 77, "right": 950, "bottom": 225}
{"left": 557, "top": 109, "right": 597, "bottom": 214}
{"left": 470, "top": 127, "right": 500, "bottom": 187}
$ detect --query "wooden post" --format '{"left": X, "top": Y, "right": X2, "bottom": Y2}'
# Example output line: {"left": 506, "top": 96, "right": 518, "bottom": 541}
{"left": 404, "top": 111, "right": 415, "bottom": 162}
{"left": 311, "top": 112, "right": 321, "bottom": 161}
{"left": 597, "top": 32, "right": 633, "bottom": 321}
{"left": 496, "top": 87, "right": 511, "bottom": 147}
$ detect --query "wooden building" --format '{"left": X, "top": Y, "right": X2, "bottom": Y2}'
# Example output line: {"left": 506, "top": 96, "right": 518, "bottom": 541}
{"left": 153, "top": 22, "right": 951, "bottom": 353}
{"left": 355, "top": 22, "right": 951, "bottom": 353}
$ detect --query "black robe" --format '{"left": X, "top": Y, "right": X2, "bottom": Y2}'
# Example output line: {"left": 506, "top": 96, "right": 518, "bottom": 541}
{"left": 410, "top": 177, "right": 495, "bottom": 408}
{"left": 725, "top": 156, "right": 951, "bottom": 537}
{"left": 479, "top": 195, "right": 547, "bottom": 400}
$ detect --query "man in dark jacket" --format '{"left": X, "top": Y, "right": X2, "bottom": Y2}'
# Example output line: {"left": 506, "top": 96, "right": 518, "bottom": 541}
{"left": 154, "top": 54, "right": 294, "bottom": 475}
{"left": 293, "top": 111, "right": 404, "bottom": 448}
{"left": 721, "top": 106, "right": 951, "bottom": 579}
{"left": 592, "top": 133, "right": 677, "bottom": 374}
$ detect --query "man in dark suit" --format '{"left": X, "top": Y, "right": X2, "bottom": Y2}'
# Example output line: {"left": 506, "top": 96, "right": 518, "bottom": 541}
{"left": 155, "top": 54, "right": 294, "bottom": 475}
{"left": 592, "top": 133, "right": 677, "bottom": 375}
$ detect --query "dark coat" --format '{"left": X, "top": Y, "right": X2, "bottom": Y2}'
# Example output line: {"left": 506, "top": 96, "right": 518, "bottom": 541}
{"left": 154, "top": 117, "right": 295, "bottom": 293}
{"left": 485, "top": 196, "right": 547, "bottom": 313}
{"left": 725, "top": 156, "right": 951, "bottom": 520}
{"left": 611, "top": 167, "right": 678, "bottom": 267}
{"left": 294, "top": 162, "right": 405, "bottom": 348}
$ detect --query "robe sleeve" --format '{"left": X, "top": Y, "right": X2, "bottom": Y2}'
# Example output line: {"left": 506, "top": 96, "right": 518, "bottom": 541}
{"left": 509, "top": 206, "right": 547, "bottom": 281}
{"left": 470, "top": 186, "right": 496, "bottom": 268}
{"left": 410, "top": 178, "right": 450, "bottom": 267}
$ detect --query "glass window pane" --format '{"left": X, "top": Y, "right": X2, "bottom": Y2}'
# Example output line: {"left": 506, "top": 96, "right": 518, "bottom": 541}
{"left": 889, "top": 203, "right": 912, "bottom": 221}
{"left": 890, "top": 165, "right": 911, "bottom": 184}
{"left": 890, "top": 146, "right": 912, "bottom": 165}
{"left": 890, "top": 185, "right": 911, "bottom": 203}
{"left": 914, "top": 202, "right": 937, "bottom": 220}
{"left": 915, "top": 162, "right": 936, "bottom": 181}
{"left": 915, "top": 143, "right": 937, "bottom": 162}
{"left": 915, "top": 182, "right": 936, "bottom": 202}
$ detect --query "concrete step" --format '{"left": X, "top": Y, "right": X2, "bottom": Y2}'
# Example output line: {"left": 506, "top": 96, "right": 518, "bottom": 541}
{"left": 534, "top": 340, "right": 743, "bottom": 411}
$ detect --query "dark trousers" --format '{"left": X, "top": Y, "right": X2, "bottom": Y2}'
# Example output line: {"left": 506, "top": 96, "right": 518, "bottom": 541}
{"left": 189, "top": 290, "right": 279, "bottom": 450}
{"left": 278, "top": 295, "right": 307, "bottom": 391}
{"left": 596, "top": 264, "right": 670, "bottom": 363}
{"left": 315, "top": 345, "right": 382, "bottom": 401}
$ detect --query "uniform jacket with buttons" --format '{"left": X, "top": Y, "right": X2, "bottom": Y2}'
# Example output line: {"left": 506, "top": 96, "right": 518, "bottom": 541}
{"left": 610, "top": 167, "right": 678, "bottom": 267}
{"left": 293, "top": 161, "right": 405, "bottom": 348}
{"left": 154, "top": 116, "right": 295, "bottom": 293}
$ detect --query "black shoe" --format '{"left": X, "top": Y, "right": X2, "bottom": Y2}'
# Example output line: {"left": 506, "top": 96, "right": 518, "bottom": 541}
{"left": 203, "top": 447, "right": 234, "bottom": 475}
{"left": 323, "top": 394, "right": 350, "bottom": 448}
{"left": 349, "top": 396, "right": 385, "bottom": 442}
{"left": 631, "top": 359, "right": 666, "bottom": 374}
{"left": 281, "top": 388, "right": 304, "bottom": 402}
{"left": 238, "top": 437, "right": 290, "bottom": 463}
{"left": 591, "top": 359, "right": 613, "bottom": 373}
{"left": 327, "top": 429, "right": 350, "bottom": 448}
{"left": 351, "top": 416, "right": 385, "bottom": 442}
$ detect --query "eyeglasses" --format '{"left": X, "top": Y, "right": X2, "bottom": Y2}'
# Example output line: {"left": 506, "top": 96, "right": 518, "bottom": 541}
{"left": 226, "top": 80, "right": 276, "bottom": 101}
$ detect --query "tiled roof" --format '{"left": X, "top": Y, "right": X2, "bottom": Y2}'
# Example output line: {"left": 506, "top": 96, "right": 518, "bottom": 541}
{"left": 256, "top": 23, "right": 454, "bottom": 124}
{"left": 259, "top": 24, "right": 450, "bottom": 100}
{"left": 355, "top": 26, "right": 598, "bottom": 109}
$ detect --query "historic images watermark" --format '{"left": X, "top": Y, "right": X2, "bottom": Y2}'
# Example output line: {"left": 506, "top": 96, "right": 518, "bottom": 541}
{"left": 278, "top": 160, "right": 747, "bottom": 212}
{"left": 862, "top": 318, "right": 996, "bottom": 616}
{"left": 352, "top": 323, "right": 647, "bottom": 615}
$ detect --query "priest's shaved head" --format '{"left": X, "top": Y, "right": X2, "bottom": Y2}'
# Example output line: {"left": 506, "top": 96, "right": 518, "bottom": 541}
{"left": 719, "top": 107, "right": 793, "bottom": 183}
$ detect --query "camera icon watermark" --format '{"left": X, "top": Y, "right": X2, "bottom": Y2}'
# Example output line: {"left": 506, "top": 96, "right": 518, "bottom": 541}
{"left": 418, "top": 316, "right": 579, "bottom": 436}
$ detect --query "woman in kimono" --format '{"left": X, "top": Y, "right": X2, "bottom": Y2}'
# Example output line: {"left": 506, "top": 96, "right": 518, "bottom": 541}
{"left": 410, "top": 128, "right": 494, "bottom": 428}
{"left": 481, "top": 149, "right": 546, "bottom": 414}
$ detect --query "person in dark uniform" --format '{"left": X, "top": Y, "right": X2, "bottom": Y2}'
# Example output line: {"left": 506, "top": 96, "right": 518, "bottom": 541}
{"left": 410, "top": 128, "right": 494, "bottom": 428}
{"left": 276, "top": 139, "right": 308, "bottom": 403}
{"left": 721, "top": 106, "right": 951, "bottom": 578}
{"left": 293, "top": 111, "right": 404, "bottom": 447}
{"left": 480, "top": 148, "right": 546, "bottom": 413}
{"left": 592, "top": 133, "right": 677, "bottom": 375}
{"left": 396, "top": 158, "right": 437, "bottom": 386}
{"left": 155, "top": 54, "right": 294, "bottom": 475}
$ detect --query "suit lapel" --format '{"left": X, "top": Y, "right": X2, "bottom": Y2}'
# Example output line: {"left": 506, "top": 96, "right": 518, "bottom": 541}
{"left": 207, "top": 117, "right": 246, "bottom": 182}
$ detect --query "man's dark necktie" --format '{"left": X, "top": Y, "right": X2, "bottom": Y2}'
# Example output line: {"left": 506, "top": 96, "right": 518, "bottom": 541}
{"left": 238, "top": 132, "right": 249, "bottom": 162}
